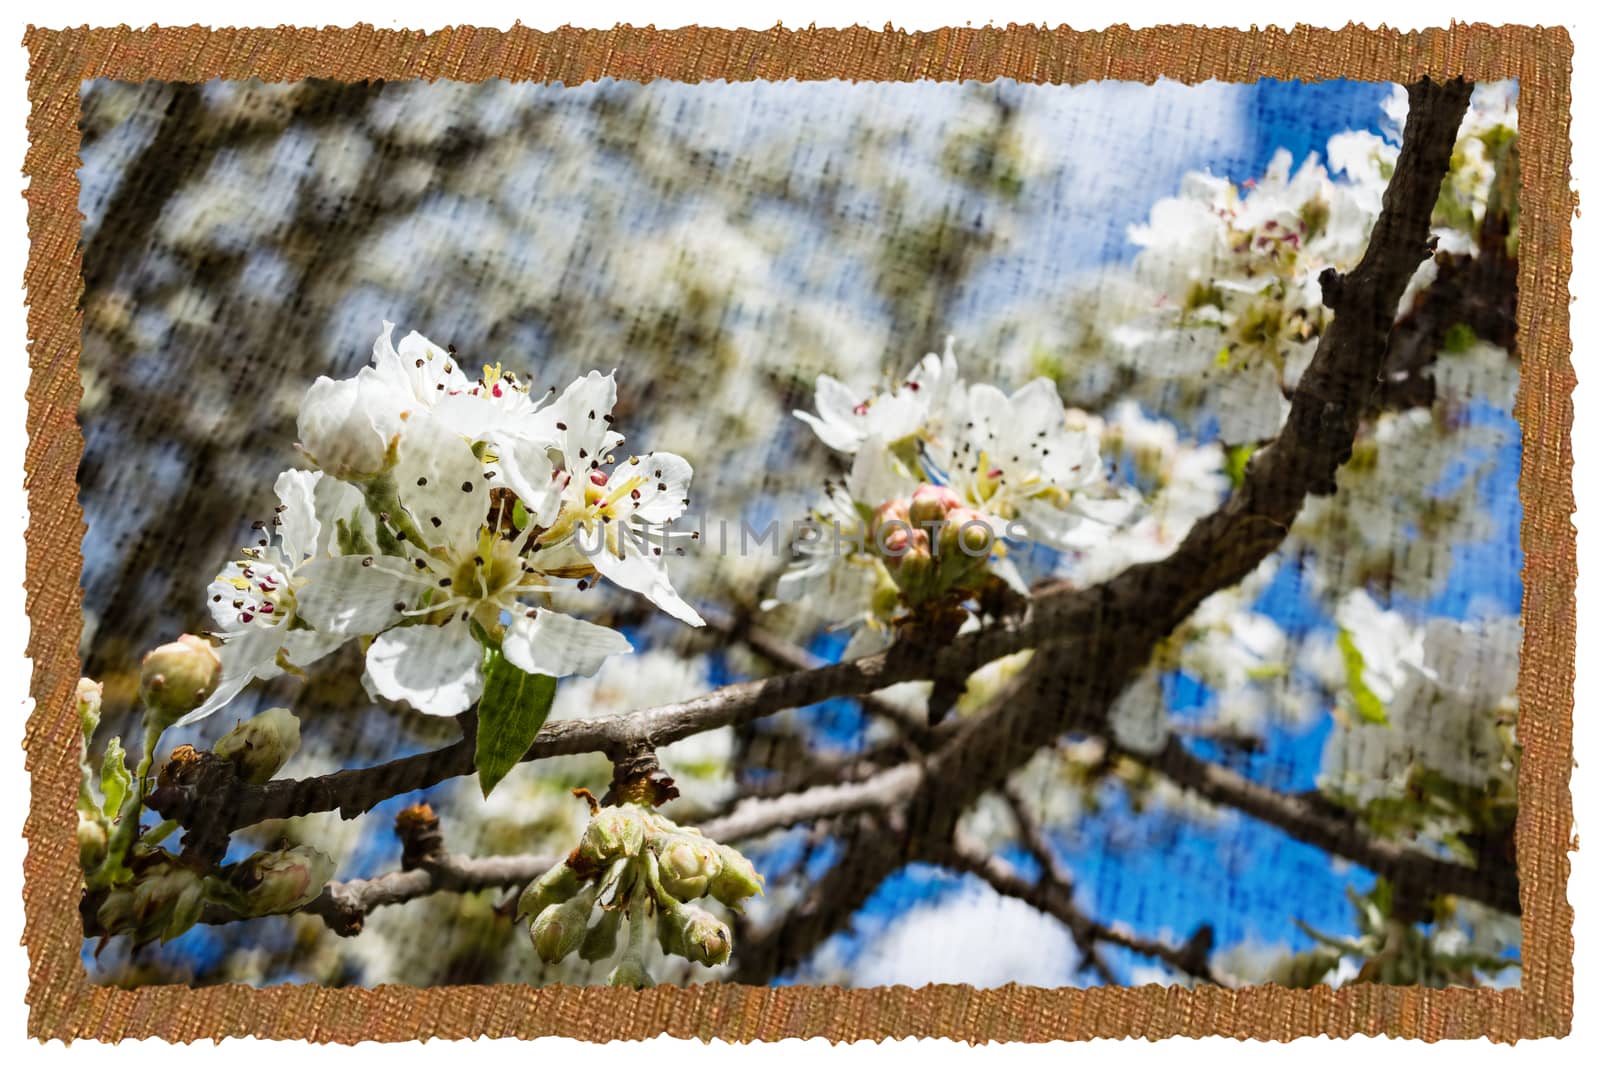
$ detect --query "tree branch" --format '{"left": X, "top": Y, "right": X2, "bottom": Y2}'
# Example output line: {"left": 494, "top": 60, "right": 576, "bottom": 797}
{"left": 1127, "top": 739, "right": 1520, "bottom": 915}
{"left": 933, "top": 830, "right": 1218, "bottom": 985}
{"left": 299, "top": 850, "right": 559, "bottom": 936}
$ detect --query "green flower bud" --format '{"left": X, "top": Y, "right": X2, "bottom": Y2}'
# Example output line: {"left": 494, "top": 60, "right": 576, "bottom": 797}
{"left": 656, "top": 908, "right": 685, "bottom": 958}
{"left": 908, "top": 483, "right": 961, "bottom": 527}
{"left": 95, "top": 885, "right": 135, "bottom": 932}
{"left": 656, "top": 836, "right": 722, "bottom": 902}
{"left": 579, "top": 906, "right": 623, "bottom": 962}
{"left": 579, "top": 804, "right": 646, "bottom": 866}
{"left": 654, "top": 896, "right": 731, "bottom": 966}
{"left": 708, "top": 844, "right": 765, "bottom": 909}
{"left": 102, "top": 861, "right": 206, "bottom": 944}
{"left": 517, "top": 860, "right": 581, "bottom": 922}
{"left": 77, "top": 677, "right": 104, "bottom": 741}
{"left": 78, "top": 815, "right": 108, "bottom": 871}
{"left": 139, "top": 635, "right": 222, "bottom": 729}
{"left": 531, "top": 888, "right": 595, "bottom": 964}
{"left": 231, "top": 845, "right": 335, "bottom": 916}
{"left": 213, "top": 707, "right": 301, "bottom": 784}
{"left": 607, "top": 956, "right": 655, "bottom": 989}
{"left": 678, "top": 903, "right": 732, "bottom": 967}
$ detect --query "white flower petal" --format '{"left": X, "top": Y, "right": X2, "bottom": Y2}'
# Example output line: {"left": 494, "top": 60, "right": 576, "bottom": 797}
{"left": 502, "top": 610, "right": 633, "bottom": 678}
{"left": 812, "top": 374, "right": 864, "bottom": 428}
{"left": 488, "top": 431, "right": 563, "bottom": 527}
{"left": 281, "top": 628, "right": 349, "bottom": 669}
{"left": 592, "top": 531, "right": 704, "bottom": 626}
{"left": 312, "top": 473, "right": 371, "bottom": 556}
{"left": 297, "top": 368, "right": 403, "bottom": 480}
{"left": 393, "top": 415, "right": 493, "bottom": 549}
{"left": 174, "top": 628, "right": 284, "bottom": 727}
{"left": 366, "top": 617, "right": 485, "bottom": 717}
{"left": 546, "top": 370, "right": 617, "bottom": 467}
{"left": 273, "top": 469, "right": 322, "bottom": 564}
{"left": 294, "top": 555, "right": 417, "bottom": 635}
{"left": 845, "top": 438, "right": 916, "bottom": 507}
{"left": 794, "top": 409, "right": 862, "bottom": 453}
{"left": 624, "top": 451, "right": 693, "bottom": 524}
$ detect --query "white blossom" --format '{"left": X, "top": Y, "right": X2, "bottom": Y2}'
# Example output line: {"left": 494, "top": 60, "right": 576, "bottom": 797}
{"left": 183, "top": 469, "right": 367, "bottom": 726}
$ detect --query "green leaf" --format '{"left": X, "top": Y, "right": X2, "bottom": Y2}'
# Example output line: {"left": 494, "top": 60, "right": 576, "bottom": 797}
{"left": 1224, "top": 443, "right": 1257, "bottom": 489}
{"left": 1443, "top": 322, "right": 1478, "bottom": 354}
{"left": 475, "top": 650, "right": 558, "bottom": 797}
{"left": 1337, "top": 628, "right": 1389, "bottom": 725}
{"left": 100, "top": 736, "right": 131, "bottom": 820}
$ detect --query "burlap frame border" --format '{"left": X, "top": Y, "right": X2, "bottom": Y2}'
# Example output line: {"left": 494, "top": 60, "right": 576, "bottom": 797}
{"left": 20, "top": 22, "right": 1575, "bottom": 1043}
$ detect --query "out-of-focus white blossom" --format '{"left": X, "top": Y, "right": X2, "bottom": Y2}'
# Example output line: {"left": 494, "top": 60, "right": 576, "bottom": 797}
{"left": 1313, "top": 591, "right": 1520, "bottom": 804}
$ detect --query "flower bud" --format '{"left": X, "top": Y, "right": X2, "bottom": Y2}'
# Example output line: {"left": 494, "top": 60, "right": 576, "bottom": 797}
{"left": 868, "top": 499, "right": 911, "bottom": 541}
{"left": 579, "top": 906, "right": 623, "bottom": 962}
{"left": 908, "top": 483, "right": 961, "bottom": 527}
{"left": 940, "top": 506, "right": 995, "bottom": 559}
{"left": 297, "top": 369, "right": 400, "bottom": 481}
{"left": 884, "top": 529, "right": 936, "bottom": 604}
{"left": 95, "top": 885, "right": 135, "bottom": 932}
{"left": 607, "top": 956, "right": 655, "bottom": 989}
{"left": 213, "top": 707, "right": 301, "bottom": 784}
{"left": 516, "top": 860, "right": 581, "bottom": 922}
{"left": 656, "top": 836, "right": 722, "bottom": 902}
{"left": 229, "top": 845, "right": 334, "bottom": 916}
{"left": 103, "top": 861, "right": 206, "bottom": 944}
{"left": 708, "top": 844, "right": 765, "bottom": 909}
{"left": 531, "top": 891, "right": 593, "bottom": 965}
{"left": 77, "top": 677, "right": 104, "bottom": 740}
{"left": 677, "top": 903, "right": 732, "bottom": 967}
{"left": 139, "top": 635, "right": 223, "bottom": 729}
{"left": 579, "top": 805, "right": 646, "bottom": 866}
{"left": 77, "top": 815, "right": 107, "bottom": 871}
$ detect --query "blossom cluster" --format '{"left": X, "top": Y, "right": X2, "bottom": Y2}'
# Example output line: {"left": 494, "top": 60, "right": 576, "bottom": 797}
{"left": 776, "top": 344, "right": 1137, "bottom": 655}
{"left": 1312, "top": 590, "right": 1520, "bottom": 808}
{"left": 190, "top": 322, "right": 705, "bottom": 723}
{"left": 518, "top": 796, "right": 763, "bottom": 987}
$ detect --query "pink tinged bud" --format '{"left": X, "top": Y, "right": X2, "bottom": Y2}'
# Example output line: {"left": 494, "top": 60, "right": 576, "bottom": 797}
{"left": 868, "top": 499, "right": 911, "bottom": 540}
{"left": 234, "top": 845, "right": 335, "bottom": 916}
{"left": 880, "top": 525, "right": 913, "bottom": 558}
{"left": 908, "top": 483, "right": 961, "bottom": 527}
{"left": 139, "top": 635, "right": 223, "bottom": 729}
{"left": 213, "top": 707, "right": 301, "bottom": 784}
{"left": 941, "top": 507, "right": 996, "bottom": 558}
